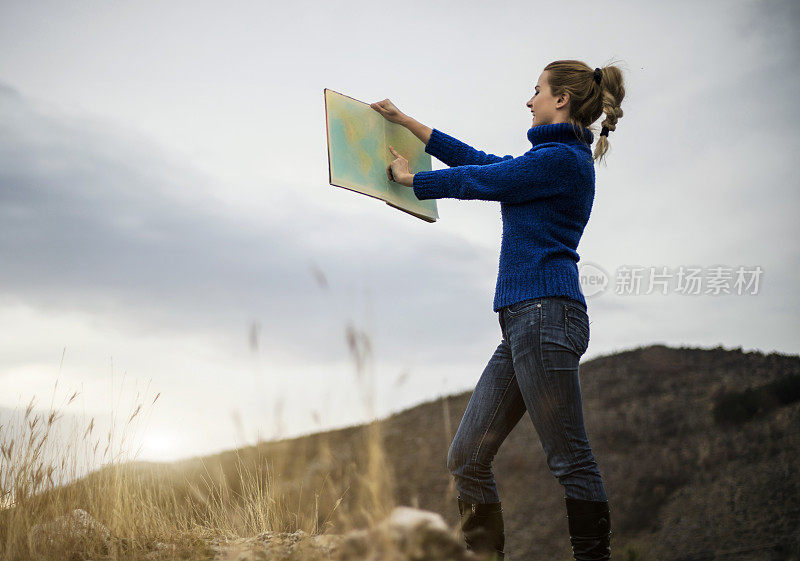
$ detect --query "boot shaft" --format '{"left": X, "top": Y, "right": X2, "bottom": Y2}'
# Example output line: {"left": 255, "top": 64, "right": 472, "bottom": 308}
{"left": 564, "top": 496, "right": 611, "bottom": 561}
{"left": 457, "top": 497, "right": 505, "bottom": 560}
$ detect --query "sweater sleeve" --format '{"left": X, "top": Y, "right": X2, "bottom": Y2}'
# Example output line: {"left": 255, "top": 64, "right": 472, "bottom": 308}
{"left": 412, "top": 145, "right": 572, "bottom": 204}
{"left": 425, "top": 128, "right": 514, "bottom": 167}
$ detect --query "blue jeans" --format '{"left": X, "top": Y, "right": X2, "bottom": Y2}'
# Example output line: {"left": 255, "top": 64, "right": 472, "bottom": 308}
{"left": 447, "top": 296, "right": 607, "bottom": 503}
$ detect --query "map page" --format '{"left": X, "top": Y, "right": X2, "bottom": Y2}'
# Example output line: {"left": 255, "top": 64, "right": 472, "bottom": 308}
{"left": 324, "top": 88, "right": 438, "bottom": 222}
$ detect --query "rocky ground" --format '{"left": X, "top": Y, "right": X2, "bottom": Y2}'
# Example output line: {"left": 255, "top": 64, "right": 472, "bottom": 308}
{"left": 30, "top": 506, "right": 488, "bottom": 561}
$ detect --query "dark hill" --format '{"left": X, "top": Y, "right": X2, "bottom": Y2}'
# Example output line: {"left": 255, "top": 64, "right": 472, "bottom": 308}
{"left": 166, "top": 343, "right": 800, "bottom": 559}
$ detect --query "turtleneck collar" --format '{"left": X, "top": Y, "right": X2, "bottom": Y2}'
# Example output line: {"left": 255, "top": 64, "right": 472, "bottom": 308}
{"left": 527, "top": 122, "right": 593, "bottom": 147}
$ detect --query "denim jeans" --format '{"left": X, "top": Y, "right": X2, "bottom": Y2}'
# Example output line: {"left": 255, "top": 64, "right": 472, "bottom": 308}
{"left": 447, "top": 296, "right": 607, "bottom": 503}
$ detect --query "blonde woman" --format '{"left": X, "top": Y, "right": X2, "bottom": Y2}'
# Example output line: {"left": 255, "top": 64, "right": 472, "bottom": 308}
{"left": 372, "top": 60, "right": 625, "bottom": 561}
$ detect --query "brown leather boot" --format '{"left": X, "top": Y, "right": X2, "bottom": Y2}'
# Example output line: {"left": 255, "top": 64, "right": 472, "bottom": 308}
{"left": 457, "top": 496, "right": 505, "bottom": 560}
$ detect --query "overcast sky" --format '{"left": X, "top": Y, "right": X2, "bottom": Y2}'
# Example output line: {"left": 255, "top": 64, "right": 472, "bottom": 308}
{"left": 1, "top": 0, "right": 798, "bottom": 465}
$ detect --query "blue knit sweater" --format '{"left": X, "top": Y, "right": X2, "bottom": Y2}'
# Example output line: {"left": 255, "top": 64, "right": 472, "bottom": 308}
{"left": 412, "top": 122, "right": 595, "bottom": 312}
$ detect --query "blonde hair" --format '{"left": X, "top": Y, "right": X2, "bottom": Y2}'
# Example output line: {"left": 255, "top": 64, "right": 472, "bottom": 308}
{"left": 542, "top": 59, "right": 626, "bottom": 166}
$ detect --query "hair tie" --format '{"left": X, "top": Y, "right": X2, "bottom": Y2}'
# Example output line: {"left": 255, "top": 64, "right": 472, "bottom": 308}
{"left": 595, "top": 69, "right": 610, "bottom": 137}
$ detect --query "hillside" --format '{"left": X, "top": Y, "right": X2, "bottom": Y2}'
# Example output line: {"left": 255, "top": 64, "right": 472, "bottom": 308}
{"left": 7, "top": 343, "right": 799, "bottom": 560}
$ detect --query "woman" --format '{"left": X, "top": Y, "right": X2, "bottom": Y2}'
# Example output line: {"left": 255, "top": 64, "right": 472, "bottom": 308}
{"left": 371, "top": 59, "right": 625, "bottom": 561}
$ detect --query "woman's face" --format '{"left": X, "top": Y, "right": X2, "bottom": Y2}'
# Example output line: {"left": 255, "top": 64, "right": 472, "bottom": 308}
{"left": 527, "top": 70, "right": 570, "bottom": 127}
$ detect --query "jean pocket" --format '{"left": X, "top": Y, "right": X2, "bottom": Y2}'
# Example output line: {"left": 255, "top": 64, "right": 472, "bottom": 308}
{"left": 563, "top": 304, "right": 590, "bottom": 357}
{"left": 505, "top": 299, "right": 542, "bottom": 317}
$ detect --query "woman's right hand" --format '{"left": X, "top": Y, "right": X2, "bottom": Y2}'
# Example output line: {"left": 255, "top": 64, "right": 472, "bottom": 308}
{"left": 370, "top": 99, "right": 408, "bottom": 125}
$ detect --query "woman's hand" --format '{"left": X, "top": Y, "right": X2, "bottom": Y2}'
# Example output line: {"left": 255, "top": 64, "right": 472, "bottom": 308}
{"left": 387, "top": 145, "right": 414, "bottom": 188}
{"left": 370, "top": 99, "right": 408, "bottom": 125}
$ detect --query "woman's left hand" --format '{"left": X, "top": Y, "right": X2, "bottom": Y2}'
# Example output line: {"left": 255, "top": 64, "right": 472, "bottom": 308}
{"left": 387, "top": 145, "right": 414, "bottom": 187}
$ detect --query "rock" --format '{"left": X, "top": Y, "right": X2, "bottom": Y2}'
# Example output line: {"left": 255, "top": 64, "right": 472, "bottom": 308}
{"left": 29, "top": 508, "right": 112, "bottom": 555}
{"left": 335, "top": 506, "right": 472, "bottom": 561}
{"left": 29, "top": 509, "right": 180, "bottom": 560}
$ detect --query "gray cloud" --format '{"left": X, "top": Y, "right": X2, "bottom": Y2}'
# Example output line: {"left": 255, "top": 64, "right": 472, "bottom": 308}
{"left": 0, "top": 82, "right": 498, "bottom": 368}
{"left": 1, "top": 0, "right": 800, "bottom": 463}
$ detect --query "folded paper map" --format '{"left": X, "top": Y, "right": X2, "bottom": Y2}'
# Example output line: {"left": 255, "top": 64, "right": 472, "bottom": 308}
{"left": 324, "top": 88, "right": 439, "bottom": 223}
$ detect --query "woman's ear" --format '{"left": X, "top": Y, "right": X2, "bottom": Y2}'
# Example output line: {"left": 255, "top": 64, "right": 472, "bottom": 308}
{"left": 556, "top": 91, "right": 570, "bottom": 110}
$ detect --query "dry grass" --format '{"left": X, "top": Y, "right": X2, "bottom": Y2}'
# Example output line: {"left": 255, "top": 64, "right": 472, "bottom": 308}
{"left": 0, "top": 317, "right": 439, "bottom": 561}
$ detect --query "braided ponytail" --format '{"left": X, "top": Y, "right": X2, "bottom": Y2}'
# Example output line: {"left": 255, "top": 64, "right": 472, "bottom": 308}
{"left": 592, "top": 65, "right": 625, "bottom": 165}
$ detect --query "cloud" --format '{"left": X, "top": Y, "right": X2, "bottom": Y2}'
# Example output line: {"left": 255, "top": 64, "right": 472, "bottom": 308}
{"left": 0, "top": 82, "right": 499, "bottom": 368}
